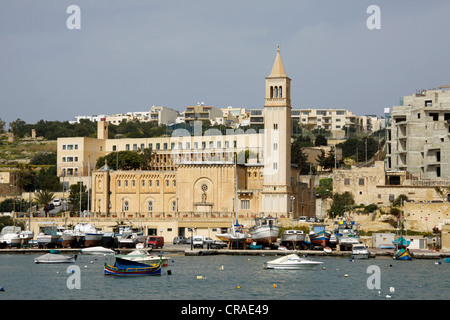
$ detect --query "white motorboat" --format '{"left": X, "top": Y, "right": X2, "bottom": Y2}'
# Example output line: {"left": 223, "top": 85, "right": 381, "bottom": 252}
{"left": 264, "top": 254, "right": 323, "bottom": 270}
{"left": 74, "top": 223, "right": 104, "bottom": 247}
{"left": 19, "top": 230, "right": 34, "bottom": 241}
{"left": 116, "top": 249, "right": 169, "bottom": 265}
{"left": 80, "top": 246, "right": 115, "bottom": 255}
{"left": 36, "top": 233, "right": 60, "bottom": 248}
{"left": 0, "top": 226, "right": 22, "bottom": 248}
{"left": 34, "top": 253, "right": 77, "bottom": 264}
{"left": 351, "top": 244, "right": 370, "bottom": 259}
{"left": 216, "top": 221, "right": 250, "bottom": 244}
{"left": 118, "top": 231, "right": 146, "bottom": 248}
{"left": 249, "top": 216, "right": 280, "bottom": 245}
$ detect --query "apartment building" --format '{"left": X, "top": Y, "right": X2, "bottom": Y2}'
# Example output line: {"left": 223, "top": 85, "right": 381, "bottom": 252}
{"left": 386, "top": 88, "right": 450, "bottom": 180}
{"left": 183, "top": 104, "right": 223, "bottom": 125}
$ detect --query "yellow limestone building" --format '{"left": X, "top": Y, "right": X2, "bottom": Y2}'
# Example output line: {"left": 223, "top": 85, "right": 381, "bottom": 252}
{"left": 89, "top": 48, "right": 315, "bottom": 236}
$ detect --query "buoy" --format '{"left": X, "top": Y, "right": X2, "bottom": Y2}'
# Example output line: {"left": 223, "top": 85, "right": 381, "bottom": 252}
{"left": 219, "top": 265, "right": 224, "bottom": 270}
{"left": 236, "top": 286, "right": 241, "bottom": 289}
{"left": 273, "top": 284, "right": 277, "bottom": 288}
{"left": 322, "top": 267, "right": 326, "bottom": 270}
{"left": 344, "top": 274, "right": 349, "bottom": 277}
{"left": 167, "top": 270, "right": 172, "bottom": 275}
{"left": 386, "top": 295, "right": 391, "bottom": 299}
{"left": 0, "top": 287, "right": 5, "bottom": 292}
{"left": 389, "top": 287, "right": 395, "bottom": 293}
{"left": 349, "top": 259, "right": 354, "bottom": 262}
{"left": 435, "top": 261, "right": 441, "bottom": 265}
{"left": 196, "top": 276, "right": 203, "bottom": 280}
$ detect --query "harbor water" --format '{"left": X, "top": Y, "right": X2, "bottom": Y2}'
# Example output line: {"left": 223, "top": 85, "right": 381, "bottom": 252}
{"left": 0, "top": 253, "right": 449, "bottom": 300}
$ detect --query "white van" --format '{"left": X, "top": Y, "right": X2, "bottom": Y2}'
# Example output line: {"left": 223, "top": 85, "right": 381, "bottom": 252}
{"left": 192, "top": 235, "right": 204, "bottom": 248}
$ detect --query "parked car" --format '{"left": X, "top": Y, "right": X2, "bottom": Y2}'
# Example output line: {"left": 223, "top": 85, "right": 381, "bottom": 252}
{"left": 298, "top": 216, "right": 307, "bottom": 222}
{"left": 309, "top": 217, "right": 316, "bottom": 223}
{"left": 53, "top": 199, "right": 61, "bottom": 206}
{"left": 204, "top": 237, "right": 214, "bottom": 244}
{"left": 147, "top": 236, "right": 164, "bottom": 249}
{"left": 192, "top": 235, "right": 204, "bottom": 248}
{"left": 173, "top": 236, "right": 187, "bottom": 244}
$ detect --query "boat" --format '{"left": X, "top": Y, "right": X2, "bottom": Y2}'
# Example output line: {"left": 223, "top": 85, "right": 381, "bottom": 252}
{"left": 36, "top": 224, "right": 61, "bottom": 248}
{"left": 393, "top": 199, "right": 413, "bottom": 261}
{"left": 34, "top": 253, "right": 77, "bottom": 264}
{"left": 332, "top": 220, "right": 360, "bottom": 250}
{"left": 19, "top": 230, "right": 34, "bottom": 242}
{"left": 249, "top": 242, "right": 263, "bottom": 250}
{"left": 351, "top": 243, "right": 370, "bottom": 259}
{"left": 74, "top": 223, "right": 104, "bottom": 247}
{"left": 0, "top": 226, "right": 22, "bottom": 248}
{"left": 323, "top": 247, "right": 332, "bottom": 253}
{"left": 263, "top": 254, "right": 323, "bottom": 270}
{"left": 308, "top": 223, "right": 331, "bottom": 247}
{"left": 281, "top": 229, "right": 306, "bottom": 248}
{"left": 104, "top": 257, "right": 162, "bottom": 276}
{"left": 61, "top": 229, "right": 79, "bottom": 248}
{"left": 249, "top": 216, "right": 280, "bottom": 246}
{"left": 101, "top": 231, "right": 117, "bottom": 248}
{"left": 80, "top": 246, "right": 115, "bottom": 255}
{"left": 444, "top": 258, "right": 450, "bottom": 263}
{"left": 118, "top": 231, "right": 146, "bottom": 248}
{"left": 116, "top": 249, "right": 169, "bottom": 265}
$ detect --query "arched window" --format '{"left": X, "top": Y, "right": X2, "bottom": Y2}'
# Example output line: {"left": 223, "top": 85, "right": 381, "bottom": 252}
{"left": 172, "top": 201, "right": 177, "bottom": 211}
{"left": 279, "top": 86, "right": 282, "bottom": 98}
{"left": 270, "top": 86, "right": 274, "bottom": 98}
{"left": 124, "top": 201, "right": 129, "bottom": 211}
{"left": 274, "top": 87, "right": 278, "bottom": 98}
{"left": 148, "top": 201, "right": 153, "bottom": 211}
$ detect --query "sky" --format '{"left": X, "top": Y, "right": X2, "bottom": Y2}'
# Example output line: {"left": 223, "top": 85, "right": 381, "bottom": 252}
{"left": 2, "top": 0, "right": 450, "bottom": 128}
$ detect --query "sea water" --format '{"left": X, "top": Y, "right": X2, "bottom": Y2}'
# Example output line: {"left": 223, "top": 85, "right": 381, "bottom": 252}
{"left": 0, "top": 253, "right": 448, "bottom": 300}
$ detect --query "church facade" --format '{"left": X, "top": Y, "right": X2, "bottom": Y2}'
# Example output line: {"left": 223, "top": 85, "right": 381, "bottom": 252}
{"left": 87, "top": 48, "right": 315, "bottom": 222}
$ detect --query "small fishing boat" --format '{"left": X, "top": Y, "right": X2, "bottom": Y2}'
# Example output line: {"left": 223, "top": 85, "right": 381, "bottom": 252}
{"left": 308, "top": 223, "right": 331, "bottom": 247}
{"left": 351, "top": 243, "right": 370, "bottom": 259}
{"left": 393, "top": 200, "right": 413, "bottom": 261}
{"left": 249, "top": 216, "right": 280, "bottom": 246}
{"left": 323, "top": 247, "right": 332, "bottom": 254}
{"left": 264, "top": 254, "right": 323, "bottom": 270}
{"left": 104, "top": 257, "right": 161, "bottom": 276}
{"left": 280, "top": 229, "right": 306, "bottom": 248}
{"left": 34, "top": 253, "right": 77, "bottom": 264}
{"left": 80, "top": 246, "right": 115, "bottom": 255}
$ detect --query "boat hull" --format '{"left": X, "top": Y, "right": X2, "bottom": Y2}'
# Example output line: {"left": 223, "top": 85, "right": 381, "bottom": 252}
{"left": 84, "top": 233, "right": 103, "bottom": 247}
{"left": 34, "top": 253, "right": 76, "bottom": 264}
{"left": 104, "top": 258, "right": 161, "bottom": 276}
{"left": 250, "top": 226, "right": 279, "bottom": 245}
{"left": 264, "top": 254, "right": 323, "bottom": 270}
{"left": 309, "top": 230, "right": 331, "bottom": 246}
{"left": 37, "top": 235, "right": 60, "bottom": 248}
{"left": 281, "top": 230, "right": 306, "bottom": 245}
{"left": 394, "top": 248, "right": 413, "bottom": 261}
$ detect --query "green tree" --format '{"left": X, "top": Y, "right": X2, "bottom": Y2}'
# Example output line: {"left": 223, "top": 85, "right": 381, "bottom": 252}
{"left": 314, "top": 135, "right": 327, "bottom": 147}
{"left": 96, "top": 150, "right": 143, "bottom": 170}
{"left": 291, "top": 136, "right": 312, "bottom": 174}
{"left": 68, "top": 183, "right": 88, "bottom": 214}
{"left": 35, "top": 190, "right": 55, "bottom": 217}
{"left": 328, "top": 191, "right": 355, "bottom": 217}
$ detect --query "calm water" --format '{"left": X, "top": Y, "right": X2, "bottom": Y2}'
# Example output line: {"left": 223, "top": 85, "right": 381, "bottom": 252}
{"left": 0, "top": 253, "right": 448, "bottom": 300}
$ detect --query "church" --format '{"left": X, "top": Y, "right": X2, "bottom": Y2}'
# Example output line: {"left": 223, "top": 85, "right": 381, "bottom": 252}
{"left": 86, "top": 48, "right": 315, "bottom": 234}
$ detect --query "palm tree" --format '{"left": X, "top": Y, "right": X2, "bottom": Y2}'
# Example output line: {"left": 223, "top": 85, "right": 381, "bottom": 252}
{"left": 35, "top": 190, "right": 55, "bottom": 217}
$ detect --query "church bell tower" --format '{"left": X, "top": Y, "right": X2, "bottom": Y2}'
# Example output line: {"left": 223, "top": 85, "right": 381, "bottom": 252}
{"left": 262, "top": 46, "right": 292, "bottom": 215}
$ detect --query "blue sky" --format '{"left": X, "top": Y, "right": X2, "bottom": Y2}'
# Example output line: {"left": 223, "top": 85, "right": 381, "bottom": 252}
{"left": 1, "top": 1, "right": 450, "bottom": 127}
